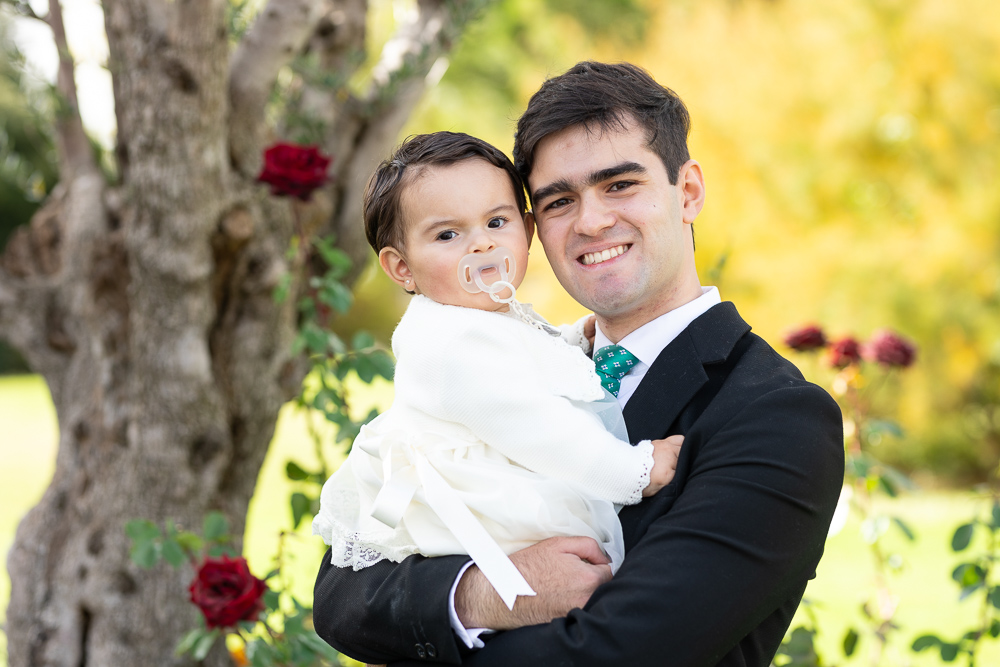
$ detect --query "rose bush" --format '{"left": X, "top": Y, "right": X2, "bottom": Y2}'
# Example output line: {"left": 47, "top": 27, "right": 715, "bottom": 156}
{"left": 257, "top": 143, "right": 332, "bottom": 200}
{"left": 188, "top": 555, "right": 268, "bottom": 629}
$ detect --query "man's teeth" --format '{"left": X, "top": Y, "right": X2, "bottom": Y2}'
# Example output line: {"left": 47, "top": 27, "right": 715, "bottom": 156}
{"left": 581, "top": 245, "right": 630, "bottom": 266}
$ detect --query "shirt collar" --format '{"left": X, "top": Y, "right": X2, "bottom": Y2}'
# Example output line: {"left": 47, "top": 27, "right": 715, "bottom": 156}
{"left": 593, "top": 286, "right": 722, "bottom": 366}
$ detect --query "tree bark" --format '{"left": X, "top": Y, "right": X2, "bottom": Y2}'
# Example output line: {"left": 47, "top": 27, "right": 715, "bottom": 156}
{"left": 2, "top": 0, "right": 490, "bottom": 664}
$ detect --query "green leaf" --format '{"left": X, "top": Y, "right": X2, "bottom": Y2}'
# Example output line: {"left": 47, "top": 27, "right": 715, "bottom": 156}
{"left": 175, "top": 532, "right": 204, "bottom": 554}
{"left": 354, "top": 355, "right": 376, "bottom": 383}
{"left": 192, "top": 629, "right": 219, "bottom": 661}
{"left": 912, "top": 634, "right": 941, "bottom": 651}
{"left": 990, "top": 619, "right": 1000, "bottom": 638}
{"left": 369, "top": 349, "right": 395, "bottom": 380}
{"left": 285, "top": 460, "right": 310, "bottom": 481}
{"left": 877, "top": 474, "right": 898, "bottom": 498}
{"left": 125, "top": 519, "right": 161, "bottom": 542}
{"left": 161, "top": 538, "right": 187, "bottom": 567}
{"left": 989, "top": 586, "right": 1000, "bottom": 609}
{"left": 892, "top": 517, "right": 916, "bottom": 541}
{"left": 320, "top": 281, "right": 353, "bottom": 313}
{"left": 131, "top": 540, "right": 160, "bottom": 569}
{"left": 940, "top": 642, "right": 960, "bottom": 662}
{"left": 351, "top": 330, "right": 375, "bottom": 350}
{"left": 953, "top": 563, "right": 987, "bottom": 598}
{"left": 264, "top": 588, "right": 281, "bottom": 612}
{"left": 175, "top": 628, "right": 207, "bottom": 656}
{"left": 301, "top": 322, "right": 328, "bottom": 355}
{"left": 203, "top": 512, "right": 230, "bottom": 541}
{"left": 843, "top": 627, "right": 859, "bottom": 656}
{"left": 298, "top": 630, "right": 338, "bottom": 657}
{"left": 290, "top": 492, "right": 312, "bottom": 529}
{"left": 952, "top": 523, "right": 976, "bottom": 551}
{"left": 992, "top": 501, "right": 1000, "bottom": 529}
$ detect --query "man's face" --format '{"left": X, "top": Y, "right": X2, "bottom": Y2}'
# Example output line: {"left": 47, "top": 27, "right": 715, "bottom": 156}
{"left": 528, "top": 118, "right": 703, "bottom": 333}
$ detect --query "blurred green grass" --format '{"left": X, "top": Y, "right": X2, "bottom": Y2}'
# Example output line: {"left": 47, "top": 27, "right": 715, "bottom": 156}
{"left": 1, "top": 374, "right": 997, "bottom": 666}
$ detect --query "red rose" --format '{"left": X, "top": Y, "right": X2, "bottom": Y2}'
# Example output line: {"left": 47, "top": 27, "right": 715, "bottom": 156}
{"left": 257, "top": 143, "right": 332, "bottom": 200}
{"left": 863, "top": 329, "right": 917, "bottom": 368}
{"left": 188, "top": 555, "right": 267, "bottom": 629}
{"left": 784, "top": 325, "right": 827, "bottom": 352}
{"left": 827, "top": 336, "right": 862, "bottom": 369}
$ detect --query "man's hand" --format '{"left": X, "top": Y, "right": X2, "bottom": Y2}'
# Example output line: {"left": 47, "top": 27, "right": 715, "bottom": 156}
{"left": 455, "top": 536, "right": 612, "bottom": 631}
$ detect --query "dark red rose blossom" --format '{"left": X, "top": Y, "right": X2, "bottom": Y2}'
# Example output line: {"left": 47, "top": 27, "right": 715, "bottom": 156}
{"left": 827, "top": 336, "right": 862, "bottom": 369}
{"left": 257, "top": 143, "right": 332, "bottom": 200}
{"left": 863, "top": 329, "right": 917, "bottom": 368}
{"left": 188, "top": 555, "right": 267, "bottom": 629}
{"left": 784, "top": 325, "right": 827, "bottom": 352}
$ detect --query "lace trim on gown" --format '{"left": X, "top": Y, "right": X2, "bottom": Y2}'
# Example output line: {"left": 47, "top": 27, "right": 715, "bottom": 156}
{"left": 313, "top": 485, "right": 420, "bottom": 570}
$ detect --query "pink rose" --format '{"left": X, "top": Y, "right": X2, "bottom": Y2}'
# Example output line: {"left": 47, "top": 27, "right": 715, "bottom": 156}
{"left": 863, "top": 329, "right": 917, "bottom": 368}
{"left": 188, "top": 555, "right": 267, "bottom": 629}
{"left": 257, "top": 143, "right": 332, "bottom": 200}
{"left": 784, "top": 325, "right": 827, "bottom": 352}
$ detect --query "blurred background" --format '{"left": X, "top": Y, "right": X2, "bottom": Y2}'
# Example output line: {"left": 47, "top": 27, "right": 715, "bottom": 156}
{"left": 2, "top": 0, "right": 998, "bottom": 665}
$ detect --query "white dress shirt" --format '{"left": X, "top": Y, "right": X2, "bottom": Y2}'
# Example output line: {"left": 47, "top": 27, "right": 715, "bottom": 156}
{"left": 450, "top": 286, "right": 722, "bottom": 648}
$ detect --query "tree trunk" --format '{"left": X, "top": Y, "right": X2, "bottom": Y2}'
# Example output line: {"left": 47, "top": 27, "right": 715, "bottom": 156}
{"left": 1, "top": 0, "right": 489, "bottom": 664}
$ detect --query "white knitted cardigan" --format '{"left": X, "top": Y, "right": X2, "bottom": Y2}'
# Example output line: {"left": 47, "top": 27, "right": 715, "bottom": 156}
{"left": 387, "top": 295, "right": 654, "bottom": 505}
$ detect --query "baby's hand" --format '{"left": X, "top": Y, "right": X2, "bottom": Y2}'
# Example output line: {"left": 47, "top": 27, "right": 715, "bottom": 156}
{"left": 644, "top": 435, "right": 684, "bottom": 497}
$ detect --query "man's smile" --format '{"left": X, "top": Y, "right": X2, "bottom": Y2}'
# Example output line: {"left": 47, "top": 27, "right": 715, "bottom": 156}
{"left": 579, "top": 244, "right": 632, "bottom": 266}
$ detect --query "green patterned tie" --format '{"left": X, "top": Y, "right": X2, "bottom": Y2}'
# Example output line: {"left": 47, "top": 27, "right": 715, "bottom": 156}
{"left": 593, "top": 345, "right": 638, "bottom": 397}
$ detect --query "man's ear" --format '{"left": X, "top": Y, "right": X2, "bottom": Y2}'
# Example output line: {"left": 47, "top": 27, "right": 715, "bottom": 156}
{"left": 378, "top": 246, "right": 415, "bottom": 293}
{"left": 523, "top": 211, "right": 536, "bottom": 250}
{"left": 677, "top": 160, "right": 706, "bottom": 224}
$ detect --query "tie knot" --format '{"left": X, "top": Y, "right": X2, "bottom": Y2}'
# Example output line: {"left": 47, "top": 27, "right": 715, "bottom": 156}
{"left": 593, "top": 345, "right": 638, "bottom": 397}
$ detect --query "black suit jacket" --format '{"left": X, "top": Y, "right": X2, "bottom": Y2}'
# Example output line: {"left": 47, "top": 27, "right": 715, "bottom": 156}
{"left": 313, "top": 303, "right": 845, "bottom": 666}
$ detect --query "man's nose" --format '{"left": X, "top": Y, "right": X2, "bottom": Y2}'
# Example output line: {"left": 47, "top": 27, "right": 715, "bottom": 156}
{"left": 575, "top": 192, "right": 616, "bottom": 236}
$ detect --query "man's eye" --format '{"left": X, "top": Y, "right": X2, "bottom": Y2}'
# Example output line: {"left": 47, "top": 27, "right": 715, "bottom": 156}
{"left": 609, "top": 181, "right": 636, "bottom": 192}
{"left": 437, "top": 230, "right": 457, "bottom": 241}
{"left": 487, "top": 216, "right": 508, "bottom": 229}
{"left": 544, "top": 197, "right": 571, "bottom": 211}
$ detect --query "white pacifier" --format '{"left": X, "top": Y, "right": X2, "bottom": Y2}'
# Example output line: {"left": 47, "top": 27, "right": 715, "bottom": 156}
{"left": 457, "top": 247, "right": 518, "bottom": 304}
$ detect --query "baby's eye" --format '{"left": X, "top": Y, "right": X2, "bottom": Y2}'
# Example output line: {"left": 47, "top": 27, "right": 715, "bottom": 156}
{"left": 487, "top": 216, "right": 508, "bottom": 229}
{"left": 437, "top": 230, "right": 457, "bottom": 241}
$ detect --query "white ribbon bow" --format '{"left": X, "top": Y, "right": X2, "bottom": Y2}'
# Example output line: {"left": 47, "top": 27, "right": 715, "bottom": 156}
{"left": 358, "top": 430, "right": 536, "bottom": 610}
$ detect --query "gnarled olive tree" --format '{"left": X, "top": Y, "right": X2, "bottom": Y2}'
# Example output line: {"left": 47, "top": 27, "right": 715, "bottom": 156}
{"left": 0, "top": 0, "right": 487, "bottom": 664}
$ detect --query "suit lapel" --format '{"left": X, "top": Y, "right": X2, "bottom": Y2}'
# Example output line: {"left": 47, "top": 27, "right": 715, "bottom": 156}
{"left": 623, "top": 331, "right": 708, "bottom": 442}
{"left": 622, "top": 302, "right": 752, "bottom": 442}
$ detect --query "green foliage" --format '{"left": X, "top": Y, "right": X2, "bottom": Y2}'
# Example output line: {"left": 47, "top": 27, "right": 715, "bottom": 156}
{"left": 125, "top": 512, "right": 236, "bottom": 570}
{"left": 0, "top": 13, "right": 58, "bottom": 250}
{"left": 279, "top": 236, "right": 393, "bottom": 529}
{"left": 911, "top": 496, "right": 1000, "bottom": 665}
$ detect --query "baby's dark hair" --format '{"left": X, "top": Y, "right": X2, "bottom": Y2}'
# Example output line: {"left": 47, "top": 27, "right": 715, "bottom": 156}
{"left": 364, "top": 132, "right": 528, "bottom": 254}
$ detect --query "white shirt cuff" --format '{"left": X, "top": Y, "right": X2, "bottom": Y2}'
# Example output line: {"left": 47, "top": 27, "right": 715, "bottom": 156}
{"left": 448, "top": 561, "right": 494, "bottom": 649}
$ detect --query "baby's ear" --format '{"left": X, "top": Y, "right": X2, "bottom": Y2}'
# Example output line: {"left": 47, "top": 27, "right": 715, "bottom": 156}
{"left": 378, "top": 247, "right": 415, "bottom": 293}
{"left": 523, "top": 211, "right": 536, "bottom": 250}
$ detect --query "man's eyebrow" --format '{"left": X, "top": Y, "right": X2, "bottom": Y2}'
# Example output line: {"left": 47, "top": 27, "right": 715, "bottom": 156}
{"left": 531, "top": 161, "right": 647, "bottom": 204}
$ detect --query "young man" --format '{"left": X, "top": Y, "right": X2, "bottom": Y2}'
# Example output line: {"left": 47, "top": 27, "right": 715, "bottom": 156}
{"left": 313, "top": 61, "right": 845, "bottom": 666}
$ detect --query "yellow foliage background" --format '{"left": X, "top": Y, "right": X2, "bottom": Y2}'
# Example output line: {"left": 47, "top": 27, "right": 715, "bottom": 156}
{"left": 343, "top": 0, "right": 1000, "bottom": 482}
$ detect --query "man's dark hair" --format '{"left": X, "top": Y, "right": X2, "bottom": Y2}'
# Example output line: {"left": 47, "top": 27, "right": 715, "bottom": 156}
{"left": 364, "top": 132, "right": 528, "bottom": 254}
{"left": 513, "top": 61, "right": 691, "bottom": 193}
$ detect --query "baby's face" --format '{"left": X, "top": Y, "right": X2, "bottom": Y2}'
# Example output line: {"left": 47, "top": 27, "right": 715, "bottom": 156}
{"left": 395, "top": 159, "right": 530, "bottom": 312}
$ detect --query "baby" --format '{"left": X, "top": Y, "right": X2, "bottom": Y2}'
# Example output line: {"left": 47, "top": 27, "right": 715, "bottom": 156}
{"left": 312, "top": 132, "right": 682, "bottom": 609}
